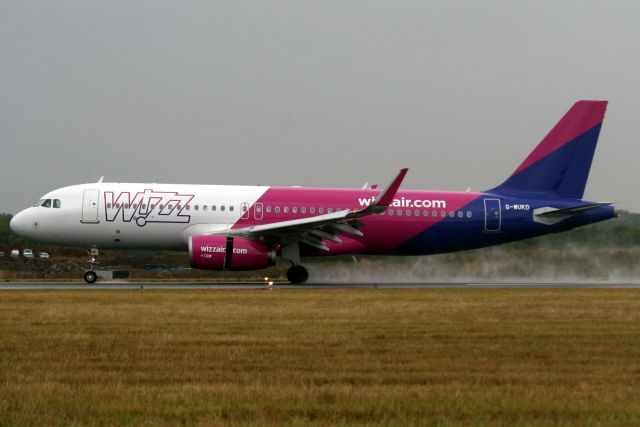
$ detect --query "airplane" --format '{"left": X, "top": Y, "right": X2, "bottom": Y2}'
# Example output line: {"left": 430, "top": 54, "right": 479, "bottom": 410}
{"left": 10, "top": 100, "right": 616, "bottom": 284}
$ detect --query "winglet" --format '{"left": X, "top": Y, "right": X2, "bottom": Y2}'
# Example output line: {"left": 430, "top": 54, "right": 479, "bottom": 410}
{"left": 353, "top": 168, "right": 408, "bottom": 216}
{"left": 375, "top": 168, "right": 408, "bottom": 207}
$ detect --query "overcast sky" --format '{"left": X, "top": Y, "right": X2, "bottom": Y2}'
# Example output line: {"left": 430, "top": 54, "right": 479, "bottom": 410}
{"left": 1, "top": 1, "right": 639, "bottom": 214}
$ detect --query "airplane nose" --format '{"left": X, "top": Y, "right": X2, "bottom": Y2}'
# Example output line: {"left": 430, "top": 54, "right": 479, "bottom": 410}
{"left": 10, "top": 211, "right": 28, "bottom": 237}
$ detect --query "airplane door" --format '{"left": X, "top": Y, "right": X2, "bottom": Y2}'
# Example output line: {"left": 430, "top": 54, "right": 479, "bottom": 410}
{"left": 484, "top": 198, "right": 501, "bottom": 232}
{"left": 81, "top": 189, "right": 100, "bottom": 223}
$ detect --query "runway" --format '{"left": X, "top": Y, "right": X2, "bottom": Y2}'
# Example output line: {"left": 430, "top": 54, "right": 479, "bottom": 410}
{"left": 2, "top": 280, "right": 640, "bottom": 289}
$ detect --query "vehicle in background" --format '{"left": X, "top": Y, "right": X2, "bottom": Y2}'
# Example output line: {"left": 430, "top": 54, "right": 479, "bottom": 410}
{"left": 10, "top": 250, "right": 19, "bottom": 258}
{"left": 0, "top": 251, "right": 4, "bottom": 257}
{"left": 23, "top": 249, "right": 33, "bottom": 258}
{"left": 38, "top": 252, "right": 50, "bottom": 259}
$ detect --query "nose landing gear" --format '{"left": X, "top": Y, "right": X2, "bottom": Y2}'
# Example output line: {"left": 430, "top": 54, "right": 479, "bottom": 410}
{"left": 84, "top": 247, "right": 99, "bottom": 284}
{"left": 84, "top": 270, "right": 97, "bottom": 284}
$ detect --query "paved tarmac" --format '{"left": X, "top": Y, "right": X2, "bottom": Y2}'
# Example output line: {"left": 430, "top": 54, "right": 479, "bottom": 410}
{"left": 1, "top": 281, "right": 640, "bottom": 289}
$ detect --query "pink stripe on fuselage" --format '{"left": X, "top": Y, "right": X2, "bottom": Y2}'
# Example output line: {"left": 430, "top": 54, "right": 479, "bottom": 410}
{"left": 234, "top": 187, "right": 482, "bottom": 255}
{"left": 512, "top": 100, "right": 607, "bottom": 176}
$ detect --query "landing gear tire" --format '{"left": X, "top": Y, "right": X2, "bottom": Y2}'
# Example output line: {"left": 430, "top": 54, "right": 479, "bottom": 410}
{"left": 84, "top": 271, "right": 97, "bottom": 284}
{"left": 287, "top": 265, "right": 309, "bottom": 284}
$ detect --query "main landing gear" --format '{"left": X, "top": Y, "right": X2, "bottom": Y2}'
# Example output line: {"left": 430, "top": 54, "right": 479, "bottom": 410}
{"left": 286, "top": 265, "right": 309, "bottom": 284}
{"left": 84, "top": 247, "right": 99, "bottom": 284}
{"left": 282, "top": 242, "right": 309, "bottom": 284}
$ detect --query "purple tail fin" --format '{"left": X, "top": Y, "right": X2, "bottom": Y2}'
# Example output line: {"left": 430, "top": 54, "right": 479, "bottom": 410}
{"left": 491, "top": 100, "right": 608, "bottom": 199}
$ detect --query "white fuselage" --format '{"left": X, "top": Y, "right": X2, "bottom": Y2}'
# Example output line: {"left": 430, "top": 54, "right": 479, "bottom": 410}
{"left": 11, "top": 183, "right": 269, "bottom": 249}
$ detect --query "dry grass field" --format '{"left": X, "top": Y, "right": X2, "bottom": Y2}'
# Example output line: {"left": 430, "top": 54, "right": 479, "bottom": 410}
{"left": 1, "top": 289, "right": 640, "bottom": 426}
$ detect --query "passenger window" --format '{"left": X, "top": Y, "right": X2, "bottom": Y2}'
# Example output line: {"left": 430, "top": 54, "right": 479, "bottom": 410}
{"left": 266, "top": 206, "right": 272, "bottom": 213}
{"left": 415, "top": 210, "right": 420, "bottom": 217}
{"left": 441, "top": 211, "right": 446, "bottom": 217}
{"left": 133, "top": 203, "right": 138, "bottom": 209}
{"left": 53, "top": 199, "right": 61, "bottom": 208}
{"left": 256, "top": 205, "right": 262, "bottom": 213}
{"left": 396, "top": 209, "right": 402, "bottom": 216}
{"left": 284, "top": 207, "right": 289, "bottom": 213}
{"left": 301, "top": 207, "right": 306, "bottom": 214}
{"left": 221, "top": 205, "right": 225, "bottom": 212}
{"left": 203, "top": 205, "right": 208, "bottom": 211}
{"left": 275, "top": 206, "right": 280, "bottom": 213}
{"left": 310, "top": 207, "right": 316, "bottom": 214}
{"left": 212, "top": 205, "right": 216, "bottom": 211}
{"left": 185, "top": 205, "right": 190, "bottom": 211}
{"left": 423, "top": 210, "right": 429, "bottom": 216}
{"left": 242, "top": 205, "right": 248, "bottom": 212}
{"left": 142, "top": 204, "right": 146, "bottom": 209}
{"left": 406, "top": 209, "right": 411, "bottom": 216}
{"left": 328, "top": 208, "right": 332, "bottom": 213}
{"left": 458, "top": 211, "right": 464, "bottom": 218}
{"left": 293, "top": 207, "right": 298, "bottom": 214}
{"left": 106, "top": 203, "right": 112, "bottom": 209}
{"left": 230, "top": 206, "right": 234, "bottom": 212}
{"left": 150, "top": 204, "right": 156, "bottom": 210}
{"left": 388, "top": 209, "right": 394, "bottom": 216}
{"left": 177, "top": 205, "right": 182, "bottom": 210}
{"left": 159, "top": 204, "right": 164, "bottom": 210}
{"left": 115, "top": 203, "right": 121, "bottom": 209}
{"left": 319, "top": 208, "right": 325, "bottom": 214}
{"left": 449, "top": 211, "right": 455, "bottom": 218}
{"left": 466, "top": 211, "right": 472, "bottom": 218}
{"left": 124, "top": 204, "right": 129, "bottom": 209}
{"left": 432, "top": 211, "right": 437, "bottom": 217}
{"left": 194, "top": 205, "right": 199, "bottom": 211}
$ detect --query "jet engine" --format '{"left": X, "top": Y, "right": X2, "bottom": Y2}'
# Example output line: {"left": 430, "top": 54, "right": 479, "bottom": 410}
{"left": 189, "top": 235, "right": 276, "bottom": 271}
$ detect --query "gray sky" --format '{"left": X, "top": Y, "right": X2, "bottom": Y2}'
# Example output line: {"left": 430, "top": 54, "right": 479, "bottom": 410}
{"left": 1, "top": 1, "right": 639, "bottom": 214}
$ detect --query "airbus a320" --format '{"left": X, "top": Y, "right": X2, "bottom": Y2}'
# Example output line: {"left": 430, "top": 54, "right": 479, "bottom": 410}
{"left": 10, "top": 101, "right": 616, "bottom": 283}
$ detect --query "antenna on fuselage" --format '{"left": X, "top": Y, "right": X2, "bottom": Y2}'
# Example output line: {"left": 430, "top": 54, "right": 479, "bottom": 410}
{"left": 97, "top": 176, "right": 104, "bottom": 183}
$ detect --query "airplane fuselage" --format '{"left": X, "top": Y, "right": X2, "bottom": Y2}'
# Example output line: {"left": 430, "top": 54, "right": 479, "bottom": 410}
{"left": 11, "top": 182, "right": 615, "bottom": 255}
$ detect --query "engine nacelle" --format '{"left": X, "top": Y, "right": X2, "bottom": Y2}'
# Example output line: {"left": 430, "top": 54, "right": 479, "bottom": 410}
{"left": 189, "top": 235, "right": 276, "bottom": 271}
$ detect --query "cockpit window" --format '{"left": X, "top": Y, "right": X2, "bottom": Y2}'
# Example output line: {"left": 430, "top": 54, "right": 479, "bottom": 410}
{"left": 53, "top": 199, "right": 61, "bottom": 208}
{"left": 41, "top": 199, "right": 52, "bottom": 208}
{"left": 32, "top": 199, "right": 45, "bottom": 207}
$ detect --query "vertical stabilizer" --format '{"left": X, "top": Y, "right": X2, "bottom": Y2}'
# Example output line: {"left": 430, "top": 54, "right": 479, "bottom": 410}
{"left": 491, "top": 100, "right": 607, "bottom": 199}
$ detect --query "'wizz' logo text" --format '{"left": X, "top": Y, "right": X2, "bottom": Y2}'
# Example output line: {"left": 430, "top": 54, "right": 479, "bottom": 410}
{"left": 104, "top": 189, "right": 195, "bottom": 227}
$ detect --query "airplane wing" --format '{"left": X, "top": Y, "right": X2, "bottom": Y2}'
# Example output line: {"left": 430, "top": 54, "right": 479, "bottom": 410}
{"left": 212, "top": 168, "right": 408, "bottom": 251}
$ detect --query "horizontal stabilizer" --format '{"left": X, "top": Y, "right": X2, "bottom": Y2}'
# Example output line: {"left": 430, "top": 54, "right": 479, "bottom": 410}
{"left": 533, "top": 202, "right": 613, "bottom": 225}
